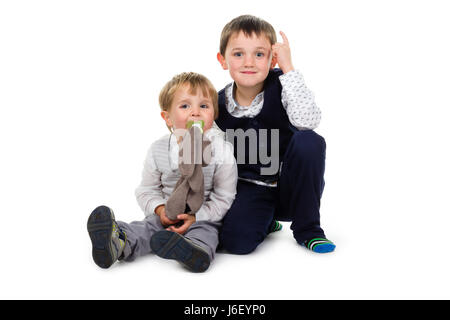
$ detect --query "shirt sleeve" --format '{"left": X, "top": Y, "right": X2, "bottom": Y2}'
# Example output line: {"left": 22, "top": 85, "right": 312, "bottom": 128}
{"left": 195, "top": 139, "right": 238, "bottom": 223}
{"left": 279, "top": 70, "right": 322, "bottom": 130}
{"left": 135, "top": 144, "right": 166, "bottom": 217}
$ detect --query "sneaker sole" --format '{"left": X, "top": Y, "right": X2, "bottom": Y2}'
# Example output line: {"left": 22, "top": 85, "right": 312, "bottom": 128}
{"left": 150, "top": 230, "right": 210, "bottom": 273}
{"left": 87, "top": 205, "right": 115, "bottom": 268}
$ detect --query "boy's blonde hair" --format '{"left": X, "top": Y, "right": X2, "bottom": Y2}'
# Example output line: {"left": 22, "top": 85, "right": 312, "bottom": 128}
{"left": 219, "top": 15, "right": 277, "bottom": 55}
{"left": 159, "top": 72, "right": 219, "bottom": 130}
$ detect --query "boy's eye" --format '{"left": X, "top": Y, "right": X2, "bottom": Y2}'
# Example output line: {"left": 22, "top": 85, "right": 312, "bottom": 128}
{"left": 256, "top": 52, "right": 264, "bottom": 57}
{"left": 200, "top": 104, "right": 209, "bottom": 109}
{"left": 233, "top": 52, "right": 242, "bottom": 57}
{"left": 180, "top": 104, "right": 190, "bottom": 109}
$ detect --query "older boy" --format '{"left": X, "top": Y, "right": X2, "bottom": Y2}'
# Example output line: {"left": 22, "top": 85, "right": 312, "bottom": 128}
{"left": 87, "top": 72, "right": 237, "bottom": 272}
{"left": 215, "top": 15, "right": 335, "bottom": 254}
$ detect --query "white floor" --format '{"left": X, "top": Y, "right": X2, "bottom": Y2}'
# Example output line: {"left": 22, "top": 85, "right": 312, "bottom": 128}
{"left": 2, "top": 196, "right": 450, "bottom": 300}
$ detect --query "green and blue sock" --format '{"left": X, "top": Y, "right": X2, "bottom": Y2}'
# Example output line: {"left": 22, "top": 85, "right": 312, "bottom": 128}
{"left": 302, "top": 237, "right": 335, "bottom": 253}
{"left": 269, "top": 220, "right": 283, "bottom": 233}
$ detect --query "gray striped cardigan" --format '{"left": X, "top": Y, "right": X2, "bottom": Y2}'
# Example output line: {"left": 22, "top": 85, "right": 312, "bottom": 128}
{"left": 135, "top": 128, "right": 237, "bottom": 222}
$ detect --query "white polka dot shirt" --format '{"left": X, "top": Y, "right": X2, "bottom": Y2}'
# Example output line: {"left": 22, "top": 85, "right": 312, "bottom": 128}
{"left": 222, "top": 69, "right": 321, "bottom": 130}
{"left": 214, "top": 70, "right": 322, "bottom": 187}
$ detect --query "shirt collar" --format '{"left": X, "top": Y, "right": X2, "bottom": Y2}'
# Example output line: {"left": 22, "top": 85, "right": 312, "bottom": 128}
{"left": 224, "top": 81, "right": 264, "bottom": 113}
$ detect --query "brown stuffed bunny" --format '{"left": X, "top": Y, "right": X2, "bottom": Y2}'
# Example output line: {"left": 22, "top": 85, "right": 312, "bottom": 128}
{"left": 165, "top": 124, "right": 212, "bottom": 220}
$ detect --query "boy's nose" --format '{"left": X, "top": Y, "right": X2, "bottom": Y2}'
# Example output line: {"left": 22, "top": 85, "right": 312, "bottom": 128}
{"left": 191, "top": 106, "right": 200, "bottom": 116}
{"left": 244, "top": 55, "right": 255, "bottom": 66}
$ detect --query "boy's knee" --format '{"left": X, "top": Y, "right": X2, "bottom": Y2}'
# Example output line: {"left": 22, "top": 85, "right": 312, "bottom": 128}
{"left": 219, "top": 230, "right": 259, "bottom": 255}
{"left": 289, "top": 130, "right": 326, "bottom": 160}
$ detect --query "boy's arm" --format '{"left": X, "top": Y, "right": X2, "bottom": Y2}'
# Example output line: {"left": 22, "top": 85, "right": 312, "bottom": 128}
{"left": 135, "top": 144, "right": 166, "bottom": 217}
{"left": 279, "top": 70, "right": 322, "bottom": 130}
{"left": 195, "top": 140, "right": 237, "bottom": 223}
{"left": 272, "top": 31, "right": 321, "bottom": 130}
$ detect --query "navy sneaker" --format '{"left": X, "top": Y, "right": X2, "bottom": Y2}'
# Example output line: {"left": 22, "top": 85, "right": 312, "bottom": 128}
{"left": 87, "top": 205, "right": 126, "bottom": 268}
{"left": 150, "top": 230, "right": 210, "bottom": 272}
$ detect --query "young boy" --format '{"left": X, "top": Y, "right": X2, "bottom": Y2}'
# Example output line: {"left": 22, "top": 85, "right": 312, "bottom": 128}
{"left": 87, "top": 72, "right": 237, "bottom": 272}
{"left": 215, "top": 15, "right": 335, "bottom": 254}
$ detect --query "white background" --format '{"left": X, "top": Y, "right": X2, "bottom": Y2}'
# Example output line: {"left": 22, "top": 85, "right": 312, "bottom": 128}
{"left": 1, "top": 0, "right": 449, "bottom": 299}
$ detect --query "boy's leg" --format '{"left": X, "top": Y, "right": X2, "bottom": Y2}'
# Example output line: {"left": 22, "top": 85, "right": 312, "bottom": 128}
{"left": 219, "top": 180, "right": 277, "bottom": 254}
{"left": 116, "top": 214, "right": 164, "bottom": 262}
{"left": 184, "top": 221, "right": 221, "bottom": 261}
{"left": 150, "top": 221, "right": 220, "bottom": 272}
{"left": 276, "top": 130, "right": 330, "bottom": 246}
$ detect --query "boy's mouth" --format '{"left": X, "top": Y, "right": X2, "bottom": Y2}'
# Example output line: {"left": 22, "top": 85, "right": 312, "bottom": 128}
{"left": 241, "top": 71, "right": 257, "bottom": 74}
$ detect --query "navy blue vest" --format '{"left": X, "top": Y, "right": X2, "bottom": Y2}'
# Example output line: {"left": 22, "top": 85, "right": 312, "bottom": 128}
{"left": 215, "top": 68, "right": 295, "bottom": 183}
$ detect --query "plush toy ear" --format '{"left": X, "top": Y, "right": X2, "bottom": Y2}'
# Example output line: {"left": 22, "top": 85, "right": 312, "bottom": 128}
{"left": 202, "top": 140, "right": 212, "bottom": 166}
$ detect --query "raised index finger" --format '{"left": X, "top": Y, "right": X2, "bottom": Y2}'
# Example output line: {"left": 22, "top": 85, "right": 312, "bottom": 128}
{"left": 280, "top": 31, "right": 289, "bottom": 45}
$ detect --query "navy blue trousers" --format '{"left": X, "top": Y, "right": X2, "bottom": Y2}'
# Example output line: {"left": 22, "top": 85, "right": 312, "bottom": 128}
{"left": 219, "top": 130, "right": 327, "bottom": 254}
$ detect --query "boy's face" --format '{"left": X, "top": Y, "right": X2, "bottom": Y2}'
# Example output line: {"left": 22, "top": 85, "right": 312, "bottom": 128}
{"left": 161, "top": 84, "right": 215, "bottom": 132}
{"left": 217, "top": 31, "right": 276, "bottom": 89}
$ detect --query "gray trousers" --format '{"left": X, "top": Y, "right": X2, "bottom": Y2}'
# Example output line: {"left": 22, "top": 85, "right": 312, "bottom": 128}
{"left": 117, "top": 214, "right": 220, "bottom": 262}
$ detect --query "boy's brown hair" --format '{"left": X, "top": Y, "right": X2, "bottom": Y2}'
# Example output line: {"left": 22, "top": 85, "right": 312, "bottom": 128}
{"left": 159, "top": 72, "right": 219, "bottom": 124}
{"left": 219, "top": 15, "right": 277, "bottom": 55}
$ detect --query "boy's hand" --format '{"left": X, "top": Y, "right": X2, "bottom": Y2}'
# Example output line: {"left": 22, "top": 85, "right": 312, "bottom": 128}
{"left": 155, "top": 205, "right": 180, "bottom": 227}
{"left": 272, "top": 31, "right": 294, "bottom": 74}
{"left": 166, "top": 214, "right": 196, "bottom": 235}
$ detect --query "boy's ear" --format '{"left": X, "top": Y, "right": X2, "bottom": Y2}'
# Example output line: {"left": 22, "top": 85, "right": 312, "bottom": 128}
{"left": 270, "top": 54, "right": 277, "bottom": 69}
{"left": 161, "top": 111, "right": 172, "bottom": 127}
{"left": 217, "top": 52, "right": 228, "bottom": 70}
